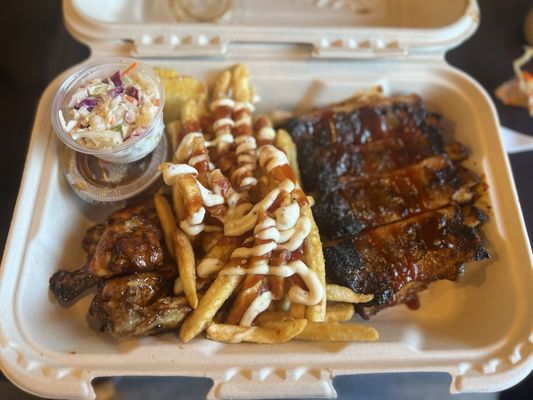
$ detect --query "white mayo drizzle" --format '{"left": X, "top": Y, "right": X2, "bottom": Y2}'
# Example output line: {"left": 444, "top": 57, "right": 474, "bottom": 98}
{"left": 223, "top": 183, "right": 283, "bottom": 236}
{"left": 175, "top": 132, "right": 203, "bottom": 162}
{"left": 160, "top": 163, "right": 197, "bottom": 185}
{"left": 197, "top": 258, "right": 225, "bottom": 278}
{"left": 277, "top": 217, "right": 311, "bottom": 252}
{"left": 210, "top": 98, "right": 235, "bottom": 111}
{"left": 160, "top": 162, "right": 225, "bottom": 236}
{"left": 234, "top": 102, "right": 255, "bottom": 113}
{"left": 239, "top": 291, "right": 272, "bottom": 327}
{"left": 258, "top": 126, "right": 276, "bottom": 141}
{"left": 188, "top": 153, "right": 210, "bottom": 167}
{"left": 213, "top": 118, "right": 235, "bottom": 130}
{"left": 259, "top": 145, "right": 289, "bottom": 173}
{"left": 181, "top": 207, "right": 205, "bottom": 236}
{"left": 275, "top": 202, "right": 300, "bottom": 230}
{"left": 205, "top": 133, "right": 233, "bottom": 147}
{"left": 221, "top": 260, "right": 323, "bottom": 306}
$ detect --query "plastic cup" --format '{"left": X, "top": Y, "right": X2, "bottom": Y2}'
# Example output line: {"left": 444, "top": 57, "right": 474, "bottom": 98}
{"left": 51, "top": 58, "right": 165, "bottom": 164}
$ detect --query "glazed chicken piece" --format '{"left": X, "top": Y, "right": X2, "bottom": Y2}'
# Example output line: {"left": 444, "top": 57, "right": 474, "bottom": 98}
{"left": 89, "top": 268, "right": 191, "bottom": 337}
{"left": 49, "top": 200, "right": 165, "bottom": 303}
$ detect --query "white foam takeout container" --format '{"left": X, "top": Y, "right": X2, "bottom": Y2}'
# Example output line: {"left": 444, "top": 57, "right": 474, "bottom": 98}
{"left": 1, "top": 0, "right": 532, "bottom": 399}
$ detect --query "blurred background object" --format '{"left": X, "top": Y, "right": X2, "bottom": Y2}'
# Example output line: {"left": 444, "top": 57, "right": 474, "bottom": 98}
{"left": 0, "top": 0, "right": 531, "bottom": 399}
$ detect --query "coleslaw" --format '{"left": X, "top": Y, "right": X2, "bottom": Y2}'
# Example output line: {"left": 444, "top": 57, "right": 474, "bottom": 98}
{"left": 59, "top": 62, "right": 161, "bottom": 149}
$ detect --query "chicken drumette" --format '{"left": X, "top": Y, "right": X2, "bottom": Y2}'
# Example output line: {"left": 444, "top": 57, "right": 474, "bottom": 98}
{"left": 50, "top": 200, "right": 165, "bottom": 302}
{"left": 89, "top": 268, "right": 191, "bottom": 337}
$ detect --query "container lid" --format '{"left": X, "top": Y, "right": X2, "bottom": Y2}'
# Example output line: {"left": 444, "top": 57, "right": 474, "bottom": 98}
{"left": 62, "top": 130, "right": 169, "bottom": 203}
{"left": 63, "top": 0, "right": 479, "bottom": 59}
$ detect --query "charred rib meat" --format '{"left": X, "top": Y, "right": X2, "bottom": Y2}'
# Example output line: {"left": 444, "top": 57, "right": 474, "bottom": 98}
{"left": 284, "top": 91, "right": 489, "bottom": 316}
{"left": 323, "top": 206, "right": 489, "bottom": 318}
{"left": 313, "top": 155, "right": 479, "bottom": 239}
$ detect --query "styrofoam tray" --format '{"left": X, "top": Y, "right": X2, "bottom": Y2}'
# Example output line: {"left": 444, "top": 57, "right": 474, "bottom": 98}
{"left": 1, "top": 56, "right": 532, "bottom": 399}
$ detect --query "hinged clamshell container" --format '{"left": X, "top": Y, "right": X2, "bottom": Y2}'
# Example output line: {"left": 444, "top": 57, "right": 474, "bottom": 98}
{"left": 1, "top": 1, "right": 532, "bottom": 399}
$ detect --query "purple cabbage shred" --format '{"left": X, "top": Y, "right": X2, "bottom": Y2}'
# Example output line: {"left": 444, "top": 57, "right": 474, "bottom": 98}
{"left": 75, "top": 97, "right": 98, "bottom": 111}
{"left": 110, "top": 71, "right": 122, "bottom": 87}
{"left": 109, "top": 86, "right": 124, "bottom": 98}
{"left": 125, "top": 85, "right": 139, "bottom": 100}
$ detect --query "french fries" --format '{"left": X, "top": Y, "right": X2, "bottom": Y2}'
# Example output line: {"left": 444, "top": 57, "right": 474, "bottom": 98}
{"left": 180, "top": 274, "right": 243, "bottom": 343}
{"left": 150, "top": 64, "right": 380, "bottom": 347}
{"left": 275, "top": 129, "right": 301, "bottom": 183}
{"left": 302, "top": 204, "right": 326, "bottom": 322}
{"left": 326, "top": 284, "right": 374, "bottom": 304}
{"left": 325, "top": 303, "right": 354, "bottom": 322}
{"left": 174, "top": 227, "right": 198, "bottom": 309}
{"left": 154, "top": 193, "right": 177, "bottom": 259}
{"left": 172, "top": 184, "right": 187, "bottom": 222}
{"left": 289, "top": 303, "right": 306, "bottom": 319}
{"left": 295, "top": 321, "right": 379, "bottom": 342}
{"left": 207, "top": 319, "right": 307, "bottom": 344}
{"left": 154, "top": 68, "right": 206, "bottom": 123}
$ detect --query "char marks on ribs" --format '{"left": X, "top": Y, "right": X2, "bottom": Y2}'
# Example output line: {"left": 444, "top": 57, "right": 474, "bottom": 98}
{"left": 283, "top": 91, "right": 489, "bottom": 316}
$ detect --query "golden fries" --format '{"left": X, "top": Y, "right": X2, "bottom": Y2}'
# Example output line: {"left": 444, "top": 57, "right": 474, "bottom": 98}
{"left": 207, "top": 319, "right": 307, "bottom": 344}
{"left": 302, "top": 204, "right": 327, "bottom": 322}
{"left": 254, "top": 310, "right": 288, "bottom": 324}
{"left": 275, "top": 129, "right": 301, "bottom": 183}
{"left": 325, "top": 303, "right": 354, "bottom": 322}
{"left": 289, "top": 303, "right": 306, "bottom": 319}
{"left": 166, "top": 120, "right": 181, "bottom": 153}
{"left": 232, "top": 64, "right": 252, "bottom": 102}
{"left": 326, "top": 284, "right": 374, "bottom": 304}
{"left": 172, "top": 184, "right": 187, "bottom": 222}
{"left": 296, "top": 321, "right": 379, "bottom": 342}
{"left": 152, "top": 64, "right": 381, "bottom": 347}
{"left": 154, "top": 193, "right": 177, "bottom": 259}
{"left": 154, "top": 68, "right": 206, "bottom": 123}
{"left": 174, "top": 227, "right": 198, "bottom": 309}
{"left": 180, "top": 274, "right": 243, "bottom": 343}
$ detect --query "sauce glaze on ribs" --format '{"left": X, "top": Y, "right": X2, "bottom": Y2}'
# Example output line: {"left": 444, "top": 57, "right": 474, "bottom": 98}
{"left": 283, "top": 92, "right": 489, "bottom": 316}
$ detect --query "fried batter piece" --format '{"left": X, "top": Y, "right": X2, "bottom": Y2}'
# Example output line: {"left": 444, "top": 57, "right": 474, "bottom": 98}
{"left": 49, "top": 200, "right": 165, "bottom": 303}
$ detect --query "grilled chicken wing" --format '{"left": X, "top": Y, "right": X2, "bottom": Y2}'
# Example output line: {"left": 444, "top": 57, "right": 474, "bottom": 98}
{"left": 50, "top": 200, "right": 165, "bottom": 303}
{"left": 89, "top": 268, "right": 191, "bottom": 337}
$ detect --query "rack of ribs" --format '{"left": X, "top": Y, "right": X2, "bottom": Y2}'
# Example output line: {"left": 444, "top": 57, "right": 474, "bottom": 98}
{"left": 282, "top": 91, "right": 489, "bottom": 316}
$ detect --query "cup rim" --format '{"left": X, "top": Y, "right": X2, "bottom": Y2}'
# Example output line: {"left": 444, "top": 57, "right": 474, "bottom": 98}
{"left": 51, "top": 57, "right": 165, "bottom": 157}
